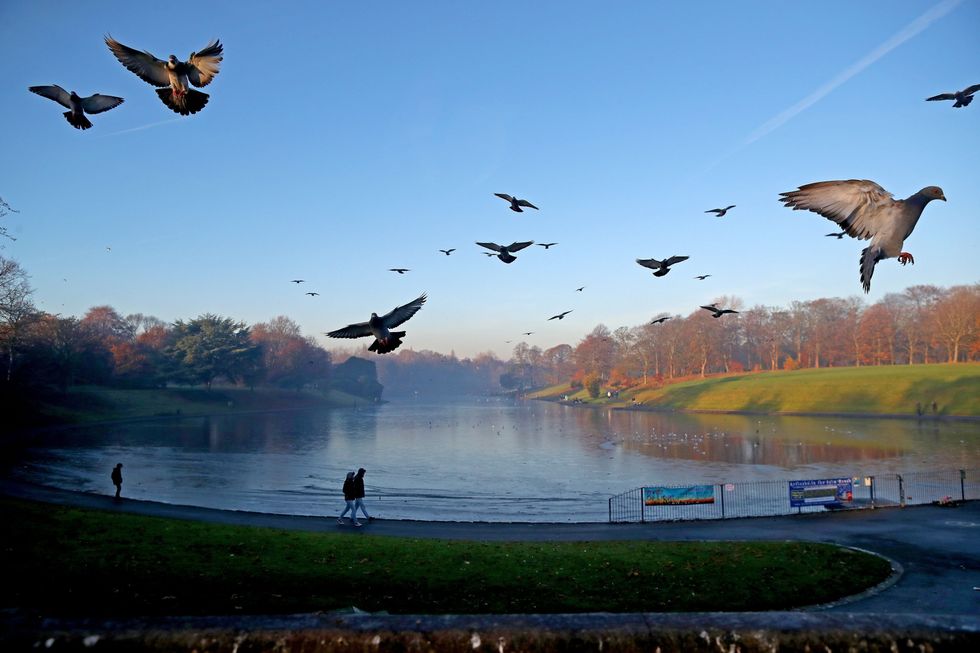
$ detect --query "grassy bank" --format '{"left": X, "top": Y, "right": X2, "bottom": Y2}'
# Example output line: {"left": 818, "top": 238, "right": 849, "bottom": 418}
{"left": 0, "top": 498, "right": 891, "bottom": 616}
{"left": 531, "top": 364, "right": 980, "bottom": 417}
{"left": 3, "top": 385, "right": 374, "bottom": 430}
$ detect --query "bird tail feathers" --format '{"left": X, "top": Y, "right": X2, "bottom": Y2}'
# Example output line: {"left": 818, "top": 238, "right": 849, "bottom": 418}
{"left": 369, "top": 332, "right": 406, "bottom": 354}
{"left": 65, "top": 111, "right": 92, "bottom": 130}
{"left": 860, "top": 245, "right": 884, "bottom": 294}
{"left": 156, "top": 88, "right": 209, "bottom": 115}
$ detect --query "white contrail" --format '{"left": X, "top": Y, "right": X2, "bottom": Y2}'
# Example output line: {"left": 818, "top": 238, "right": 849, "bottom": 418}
{"left": 97, "top": 117, "right": 184, "bottom": 138}
{"left": 744, "top": 0, "right": 962, "bottom": 146}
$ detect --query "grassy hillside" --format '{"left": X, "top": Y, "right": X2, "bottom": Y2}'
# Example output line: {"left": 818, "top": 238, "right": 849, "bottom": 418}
{"left": 531, "top": 364, "right": 980, "bottom": 417}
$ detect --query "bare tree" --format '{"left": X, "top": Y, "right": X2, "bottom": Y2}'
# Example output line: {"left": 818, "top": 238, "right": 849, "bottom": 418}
{"left": 932, "top": 285, "right": 979, "bottom": 363}
{"left": 0, "top": 197, "right": 17, "bottom": 244}
{"left": 0, "top": 256, "right": 38, "bottom": 381}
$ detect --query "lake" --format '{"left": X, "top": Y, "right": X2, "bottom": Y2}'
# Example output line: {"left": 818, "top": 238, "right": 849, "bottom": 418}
{"left": 7, "top": 398, "right": 978, "bottom": 522}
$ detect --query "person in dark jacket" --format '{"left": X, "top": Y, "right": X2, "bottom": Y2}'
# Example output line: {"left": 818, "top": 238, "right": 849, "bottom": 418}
{"left": 353, "top": 467, "right": 372, "bottom": 522}
{"left": 337, "top": 471, "right": 359, "bottom": 526}
{"left": 111, "top": 463, "right": 123, "bottom": 499}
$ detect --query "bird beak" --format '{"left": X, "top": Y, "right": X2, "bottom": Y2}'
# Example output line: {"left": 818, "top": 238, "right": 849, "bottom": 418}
{"left": 940, "top": 193, "right": 947, "bottom": 201}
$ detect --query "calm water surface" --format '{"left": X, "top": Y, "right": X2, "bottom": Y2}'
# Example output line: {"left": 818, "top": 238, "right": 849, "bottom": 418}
{"left": 9, "top": 398, "right": 979, "bottom": 522}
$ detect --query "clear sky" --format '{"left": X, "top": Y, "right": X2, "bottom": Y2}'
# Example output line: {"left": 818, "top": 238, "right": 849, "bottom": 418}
{"left": 2, "top": 0, "right": 978, "bottom": 359}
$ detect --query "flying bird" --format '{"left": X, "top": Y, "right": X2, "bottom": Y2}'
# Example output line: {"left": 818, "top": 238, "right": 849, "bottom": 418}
{"left": 494, "top": 193, "right": 539, "bottom": 212}
{"left": 29, "top": 85, "right": 124, "bottom": 130}
{"left": 105, "top": 35, "right": 223, "bottom": 115}
{"left": 705, "top": 205, "right": 736, "bottom": 217}
{"left": 477, "top": 241, "right": 534, "bottom": 264}
{"left": 636, "top": 255, "right": 689, "bottom": 277}
{"left": 825, "top": 232, "right": 846, "bottom": 240}
{"left": 926, "top": 84, "right": 980, "bottom": 108}
{"left": 575, "top": 286, "right": 585, "bottom": 292}
{"left": 537, "top": 243, "right": 558, "bottom": 249}
{"left": 305, "top": 292, "right": 320, "bottom": 296}
{"left": 290, "top": 279, "right": 305, "bottom": 283}
{"left": 522, "top": 332, "right": 534, "bottom": 336}
{"left": 548, "top": 310, "right": 573, "bottom": 321}
{"left": 326, "top": 294, "right": 427, "bottom": 355}
{"left": 779, "top": 180, "right": 945, "bottom": 292}
{"left": 438, "top": 249, "right": 456, "bottom": 256}
{"left": 650, "top": 316, "right": 672, "bottom": 325}
{"left": 389, "top": 268, "right": 410, "bottom": 274}
{"left": 694, "top": 275, "right": 712, "bottom": 280}
{"left": 700, "top": 304, "right": 739, "bottom": 318}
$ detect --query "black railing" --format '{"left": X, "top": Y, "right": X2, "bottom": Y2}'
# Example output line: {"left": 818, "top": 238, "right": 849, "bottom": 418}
{"left": 608, "top": 468, "right": 979, "bottom": 523}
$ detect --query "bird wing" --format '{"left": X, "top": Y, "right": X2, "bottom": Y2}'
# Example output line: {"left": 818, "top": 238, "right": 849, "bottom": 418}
{"left": 699, "top": 305, "right": 717, "bottom": 312}
{"left": 80, "top": 94, "right": 125, "bottom": 114}
{"left": 636, "top": 258, "right": 663, "bottom": 269}
{"left": 105, "top": 36, "right": 170, "bottom": 87}
{"left": 779, "top": 179, "right": 894, "bottom": 240}
{"left": 926, "top": 93, "right": 956, "bottom": 101}
{"left": 506, "top": 241, "right": 534, "bottom": 252}
{"left": 476, "top": 241, "right": 502, "bottom": 252}
{"left": 29, "top": 85, "right": 72, "bottom": 108}
{"left": 494, "top": 193, "right": 514, "bottom": 202}
{"left": 326, "top": 321, "right": 373, "bottom": 339}
{"left": 379, "top": 293, "right": 427, "bottom": 329}
{"left": 705, "top": 209, "right": 720, "bottom": 214}
{"left": 962, "top": 84, "right": 980, "bottom": 95}
{"left": 516, "top": 199, "right": 539, "bottom": 210}
{"left": 186, "top": 40, "right": 223, "bottom": 87}
{"left": 663, "top": 255, "right": 689, "bottom": 266}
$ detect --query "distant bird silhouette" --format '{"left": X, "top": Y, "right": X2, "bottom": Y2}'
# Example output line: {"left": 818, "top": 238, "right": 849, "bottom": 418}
{"left": 482, "top": 252, "right": 496, "bottom": 257}
{"left": 575, "top": 286, "right": 585, "bottom": 292}
{"left": 29, "top": 85, "right": 124, "bottom": 130}
{"left": 389, "top": 268, "right": 410, "bottom": 274}
{"left": 105, "top": 35, "right": 223, "bottom": 115}
{"left": 780, "top": 180, "right": 946, "bottom": 292}
{"left": 637, "top": 255, "right": 689, "bottom": 277}
{"left": 494, "top": 193, "right": 539, "bottom": 212}
{"left": 439, "top": 249, "right": 456, "bottom": 256}
{"left": 548, "top": 310, "right": 573, "bottom": 321}
{"left": 522, "top": 332, "right": 534, "bottom": 336}
{"left": 694, "top": 275, "right": 712, "bottom": 280}
{"left": 825, "top": 232, "right": 846, "bottom": 240}
{"left": 105, "top": 246, "right": 112, "bottom": 252}
{"left": 926, "top": 84, "right": 980, "bottom": 108}
{"left": 650, "top": 316, "right": 672, "bottom": 325}
{"left": 290, "top": 279, "right": 305, "bottom": 283}
{"left": 305, "top": 292, "right": 319, "bottom": 297}
{"left": 326, "top": 294, "right": 427, "bottom": 354}
{"left": 700, "top": 303, "right": 739, "bottom": 318}
{"left": 537, "top": 243, "right": 558, "bottom": 249}
{"left": 477, "top": 241, "right": 534, "bottom": 264}
{"left": 705, "top": 205, "right": 735, "bottom": 217}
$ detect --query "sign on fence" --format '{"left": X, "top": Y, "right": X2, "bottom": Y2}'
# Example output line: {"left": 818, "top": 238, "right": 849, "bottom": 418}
{"left": 788, "top": 478, "right": 853, "bottom": 507}
{"left": 643, "top": 485, "right": 715, "bottom": 505}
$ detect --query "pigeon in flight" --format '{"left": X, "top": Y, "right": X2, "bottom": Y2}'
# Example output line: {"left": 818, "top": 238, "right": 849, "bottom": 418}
{"left": 389, "top": 268, "right": 410, "bottom": 274}
{"left": 705, "top": 205, "right": 736, "bottom": 217}
{"left": 694, "top": 275, "right": 712, "bottom": 280}
{"left": 290, "top": 279, "right": 305, "bottom": 283}
{"left": 522, "top": 332, "right": 534, "bottom": 336}
{"left": 477, "top": 241, "right": 534, "bottom": 264}
{"left": 105, "top": 35, "right": 223, "bottom": 115}
{"left": 548, "top": 310, "right": 573, "bottom": 321}
{"left": 575, "top": 286, "right": 585, "bottom": 292}
{"left": 29, "top": 85, "right": 124, "bottom": 130}
{"left": 439, "top": 249, "right": 456, "bottom": 256}
{"left": 825, "top": 232, "right": 846, "bottom": 240}
{"left": 494, "top": 193, "right": 539, "bottom": 212}
{"left": 305, "top": 292, "right": 320, "bottom": 296}
{"left": 700, "top": 304, "right": 739, "bottom": 318}
{"left": 926, "top": 84, "right": 980, "bottom": 108}
{"left": 537, "top": 243, "right": 558, "bottom": 249}
{"left": 650, "top": 316, "right": 672, "bottom": 325}
{"left": 326, "top": 294, "right": 427, "bottom": 355}
{"left": 779, "top": 180, "right": 945, "bottom": 292}
{"left": 636, "top": 255, "right": 689, "bottom": 277}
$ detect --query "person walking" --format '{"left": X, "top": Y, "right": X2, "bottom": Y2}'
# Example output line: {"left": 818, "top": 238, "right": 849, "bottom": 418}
{"left": 337, "top": 471, "right": 359, "bottom": 526}
{"left": 111, "top": 463, "right": 123, "bottom": 499}
{"left": 353, "top": 467, "right": 372, "bottom": 522}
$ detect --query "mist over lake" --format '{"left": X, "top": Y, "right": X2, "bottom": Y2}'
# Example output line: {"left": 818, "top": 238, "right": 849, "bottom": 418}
{"left": 9, "top": 398, "right": 977, "bottom": 522}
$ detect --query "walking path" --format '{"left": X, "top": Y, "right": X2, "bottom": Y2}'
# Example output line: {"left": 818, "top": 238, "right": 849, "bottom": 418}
{"left": 2, "top": 479, "right": 978, "bottom": 616}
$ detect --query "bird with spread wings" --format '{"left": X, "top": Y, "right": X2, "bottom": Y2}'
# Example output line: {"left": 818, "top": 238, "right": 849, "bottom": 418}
{"left": 326, "top": 294, "right": 427, "bottom": 354}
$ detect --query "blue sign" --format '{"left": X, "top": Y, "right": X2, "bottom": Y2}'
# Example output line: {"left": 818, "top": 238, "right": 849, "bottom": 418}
{"left": 788, "top": 478, "right": 853, "bottom": 507}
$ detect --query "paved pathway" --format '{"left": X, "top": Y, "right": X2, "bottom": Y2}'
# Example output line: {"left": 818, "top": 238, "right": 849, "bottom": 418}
{"left": 3, "top": 480, "right": 978, "bottom": 616}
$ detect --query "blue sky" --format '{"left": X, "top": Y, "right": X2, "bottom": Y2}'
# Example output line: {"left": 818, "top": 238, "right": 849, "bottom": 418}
{"left": 2, "top": 0, "right": 978, "bottom": 359}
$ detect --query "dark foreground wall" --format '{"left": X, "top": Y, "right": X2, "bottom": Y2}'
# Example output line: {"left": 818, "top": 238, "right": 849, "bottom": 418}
{"left": 4, "top": 612, "right": 977, "bottom": 652}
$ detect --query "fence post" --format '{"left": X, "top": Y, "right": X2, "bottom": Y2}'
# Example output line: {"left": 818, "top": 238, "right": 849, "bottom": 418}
{"left": 640, "top": 488, "right": 645, "bottom": 524}
{"left": 608, "top": 497, "right": 612, "bottom": 523}
{"left": 897, "top": 474, "right": 905, "bottom": 507}
{"left": 869, "top": 475, "right": 875, "bottom": 508}
{"left": 961, "top": 469, "right": 966, "bottom": 502}
{"left": 719, "top": 484, "right": 725, "bottom": 518}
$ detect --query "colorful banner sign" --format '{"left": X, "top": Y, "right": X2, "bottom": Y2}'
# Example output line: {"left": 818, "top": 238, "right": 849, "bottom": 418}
{"left": 788, "top": 478, "right": 853, "bottom": 507}
{"left": 643, "top": 485, "right": 715, "bottom": 506}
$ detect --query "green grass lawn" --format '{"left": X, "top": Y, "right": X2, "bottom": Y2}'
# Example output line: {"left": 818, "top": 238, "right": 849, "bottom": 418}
{"left": 532, "top": 364, "right": 980, "bottom": 416}
{"left": 0, "top": 498, "right": 892, "bottom": 616}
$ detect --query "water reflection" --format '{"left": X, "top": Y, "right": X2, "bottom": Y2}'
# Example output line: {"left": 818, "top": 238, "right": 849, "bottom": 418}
{"left": 8, "top": 399, "right": 978, "bottom": 522}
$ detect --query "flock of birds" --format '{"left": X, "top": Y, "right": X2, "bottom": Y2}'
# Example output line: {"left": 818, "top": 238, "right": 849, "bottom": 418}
{"left": 26, "top": 35, "right": 973, "bottom": 355}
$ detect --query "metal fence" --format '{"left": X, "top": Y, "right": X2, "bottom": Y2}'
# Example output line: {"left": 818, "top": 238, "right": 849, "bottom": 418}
{"left": 608, "top": 468, "right": 979, "bottom": 523}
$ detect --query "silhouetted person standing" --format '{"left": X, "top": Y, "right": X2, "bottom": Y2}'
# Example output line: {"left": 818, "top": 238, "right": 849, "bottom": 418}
{"left": 337, "top": 471, "right": 359, "bottom": 526}
{"left": 353, "top": 467, "right": 372, "bottom": 522}
{"left": 111, "top": 463, "right": 123, "bottom": 499}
